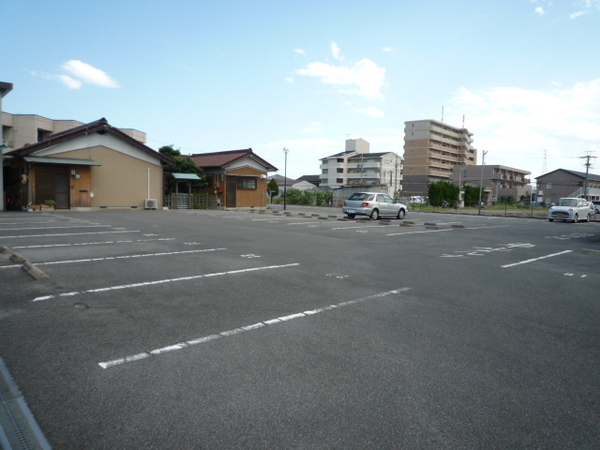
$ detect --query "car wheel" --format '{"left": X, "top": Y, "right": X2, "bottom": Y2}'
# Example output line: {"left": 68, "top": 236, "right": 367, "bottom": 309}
{"left": 370, "top": 209, "right": 380, "bottom": 220}
{"left": 572, "top": 213, "right": 578, "bottom": 223}
{"left": 347, "top": 214, "right": 355, "bottom": 219}
{"left": 548, "top": 219, "right": 554, "bottom": 222}
{"left": 397, "top": 209, "right": 405, "bottom": 220}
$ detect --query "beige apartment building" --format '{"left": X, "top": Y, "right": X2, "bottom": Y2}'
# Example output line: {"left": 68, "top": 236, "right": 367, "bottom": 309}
{"left": 403, "top": 119, "right": 477, "bottom": 195}
{"left": 451, "top": 164, "right": 531, "bottom": 204}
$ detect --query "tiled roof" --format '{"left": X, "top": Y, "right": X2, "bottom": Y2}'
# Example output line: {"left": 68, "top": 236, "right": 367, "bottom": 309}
{"left": 190, "top": 149, "right": 277, "bottom": 171}
{"left": 6, "top": 117, "right": 172, "bottom": 164}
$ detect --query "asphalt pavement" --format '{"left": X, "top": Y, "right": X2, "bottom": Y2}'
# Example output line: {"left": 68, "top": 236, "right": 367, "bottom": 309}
{"left": 1, "top": 207, "right": 599, "bottom": 448}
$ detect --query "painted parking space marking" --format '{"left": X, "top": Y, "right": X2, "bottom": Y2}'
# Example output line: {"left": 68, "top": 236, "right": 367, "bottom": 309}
{"left": 501, "top": 250, "right": 572, "bottom": 268}
{"left": 440, "top": 243, "right": 535, "bottom": 258}
{"left": 387, "top": 229, "right": 453, "bottom": 236}
{"left": 0, "top": 224, "right": 113, "bottom": 232}
{"left": 1, "top": 248, "right": 226, "bottom": 270}
{"left": 465, "top": 225, "right": 510, "bottom": 230}
{"left": 0, "top": 230, "right": 140, "bottom": 239}
{"left": 12, "top": 238, "right": 175, "bottom": 249}
{"left": 33, "top": 263, "right": 300, "bottom": 302}
{"left": 98, "top": 287, "right": 411, "bottom": 369}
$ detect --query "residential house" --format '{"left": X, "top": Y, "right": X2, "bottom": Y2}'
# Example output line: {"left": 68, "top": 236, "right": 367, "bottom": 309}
{"left": 319, "top": 138, "right": 403, "bottom": 196}
{"left": 403, "top": 119, "right": 477, "bottom": 195}
{"left": 536, "top": 169, "right": 600, "bottom": 205}
{"left": 190, "top": 149, "right": 277, "bottom": 209}
{"left": 4, "top": 118, "right": 171, "bottom": 209}
{"left": 296, "top": 174, "right": 321, "bottom": 187}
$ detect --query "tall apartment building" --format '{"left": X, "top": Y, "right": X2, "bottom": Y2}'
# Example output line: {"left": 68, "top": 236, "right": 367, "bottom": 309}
{"left": 1, "top": 113, "right": 147, "bottom": 150}
{"left": 403, "top": 119, "right": 477, "bottom": 195}
{"left": 319, "top": 138, "right": 403, "bottom": 196}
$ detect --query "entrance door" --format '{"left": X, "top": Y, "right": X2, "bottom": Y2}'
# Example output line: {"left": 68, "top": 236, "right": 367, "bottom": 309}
{"left": 35, "top": 168, "right": 70, "bottom": 209}
{"left": 227, "top": 177, "right": 236, "bottom": 207}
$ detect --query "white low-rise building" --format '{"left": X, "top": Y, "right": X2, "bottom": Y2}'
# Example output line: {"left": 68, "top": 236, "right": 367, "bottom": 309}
{"left": 319, "top": 138, "right": 403, "bottom": 197}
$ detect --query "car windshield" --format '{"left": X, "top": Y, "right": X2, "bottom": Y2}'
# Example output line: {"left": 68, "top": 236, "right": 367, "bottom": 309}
{"left": 347, "top": 193, "right": 372, "bottom": 201}
{"left": 555, "top": 199, "right": 577, "bottom": 207}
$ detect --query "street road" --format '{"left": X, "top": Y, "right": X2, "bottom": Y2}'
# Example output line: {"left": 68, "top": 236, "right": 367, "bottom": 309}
{"left": 1, "top": 208, "right": 599, "bottom": 448}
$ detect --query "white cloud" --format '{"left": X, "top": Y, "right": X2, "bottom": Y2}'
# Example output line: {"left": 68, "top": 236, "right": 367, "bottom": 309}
{"left": 570, "top": 10, "right": 590, "bottom": 18}
{"left": 296, "top": 47, "right": 386, "bottom": 100}
{"left": 534, "top": 6, "right": 544, "bottom": 15}
{"left": 382, "top": 47, "right": 393, "bottom": 53}
{"left": 56, "top": 74, "right": 83, "bottom": 90}
{"left": 293, "top": 49, "right": 306, "bottom": 55}
{"left": 61, "top": 60, "right": 120, "bottom": 88}
{"left": 357, "top": 107, "right": 385, "bottom": 117}
{"left": 331, "top": 42, "right": 343, "bottom": 60}
{"left": 448, "top": 78, "right": 600, "bottom": 177}
{"left": 284, "top": 77, "right": 295, "bottom": 84}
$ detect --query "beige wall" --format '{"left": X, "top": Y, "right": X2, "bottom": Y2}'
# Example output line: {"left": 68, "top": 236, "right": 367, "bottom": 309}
{"left": 59, "top": 146, "right": 164, "bottom": 207}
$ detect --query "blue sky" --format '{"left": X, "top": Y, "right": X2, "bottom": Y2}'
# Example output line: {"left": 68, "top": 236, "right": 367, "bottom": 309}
{"left": 3, "top": 0, "right": 600, "bottom": 180}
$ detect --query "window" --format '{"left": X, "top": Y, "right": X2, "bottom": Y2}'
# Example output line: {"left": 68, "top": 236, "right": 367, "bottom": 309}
{"left": 237, "top": 177, "right": 257, "bottom": 190}
{"left": 337, "top": 168, "right": 344, "bottom": 173}
{"left": 336, "top": 178, "right": 343, "bottom": 184}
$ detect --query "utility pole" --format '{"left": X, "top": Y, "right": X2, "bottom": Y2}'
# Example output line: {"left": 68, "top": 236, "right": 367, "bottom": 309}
{"left": 580, "top": 152, "right": 596, "bottom": 200}
{"left": 478, "top": 150, "right": 488, "bottom": 215}
{"left": 283, "top": 148, "right": 289, "bottom": 210}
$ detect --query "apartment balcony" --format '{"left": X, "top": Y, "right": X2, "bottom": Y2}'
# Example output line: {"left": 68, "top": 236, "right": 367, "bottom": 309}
{"left": 346, "top": 161, "right": 381, "bottom": 169}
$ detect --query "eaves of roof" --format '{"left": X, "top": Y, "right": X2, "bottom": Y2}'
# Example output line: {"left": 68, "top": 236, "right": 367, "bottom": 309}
{"left": 536, "top": 168, "right": 600, "bottom": 182}
{"left": 5, "top": 118, "right": 173, "bottom": 165}
{"left": 190, "top": 149, "right": 277, "bottom": 172}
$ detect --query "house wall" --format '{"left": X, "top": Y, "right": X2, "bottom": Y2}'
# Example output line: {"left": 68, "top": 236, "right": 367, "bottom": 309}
{"left": 226, "top": 166, "right": 267, "bottom": 208}
{"left": 54, "top": 146, "right": 164, "bottom": 208}
{"left": 537, "top": 171, "right": 585, "bottom": 205}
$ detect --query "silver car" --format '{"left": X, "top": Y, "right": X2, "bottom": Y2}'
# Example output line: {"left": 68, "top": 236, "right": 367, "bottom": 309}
{"left": 342, "top": 192, "right": 407, "bottom": 220}
{"left": 548, "top": 197, "right": 592, "bottom": 222}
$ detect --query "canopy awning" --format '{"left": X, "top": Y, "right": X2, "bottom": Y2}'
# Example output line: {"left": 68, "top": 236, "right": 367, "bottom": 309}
{"left": 172, "top": 172, "right": 201, "bottom": 180}
{"left": 24, "top": 156, "right": 101, "bottom": 166}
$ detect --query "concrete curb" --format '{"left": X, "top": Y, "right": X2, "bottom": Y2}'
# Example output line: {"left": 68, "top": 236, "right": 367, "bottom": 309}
{"left": 1, "top": 246, "right": 49, "bottom": 281}
{"left": 22, "top": 262, "right": 50, "bottom": 281}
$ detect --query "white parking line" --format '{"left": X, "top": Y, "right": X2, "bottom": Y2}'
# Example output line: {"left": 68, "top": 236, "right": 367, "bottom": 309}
{"left": 0, "top": 230, "right": 140, "bottom": 239}
{"left": 387, "top": 229, "right": 453, "bottom": 236}
{"left": 0, "top": 225, "right": 112, "bottom": 232}
{"left": 98, "top": 287, "right": 411, "bottom": 369}
{"left": 33, "top": 263, "right": 300, "bottom": 301}
{"left": 12, "top": 238, "right": 176, "bottom": 249}
{"left": 501, "top": 250, "right": 573, "bottom": 268}
{"left": 1, "top": 248, "right": 226, "bottom": 270}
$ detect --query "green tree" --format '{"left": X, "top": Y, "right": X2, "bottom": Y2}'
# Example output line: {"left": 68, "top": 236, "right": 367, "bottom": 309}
{"left": 267, "top": 178, "right": 279, "bottom": 202}
{"left": 428, "top": 181, "right": 459, "bottom": 207}
{"left": 159, "top": 145, "right": 206, "bottom": 194}
{"left": 463, "top": 185, "right": 480, "bottom": 207}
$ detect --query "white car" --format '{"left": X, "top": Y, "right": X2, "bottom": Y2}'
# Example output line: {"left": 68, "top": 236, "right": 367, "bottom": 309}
{"left": 548, "top": 197, "right": 592, "bottom": 223}
{"left": 342, "top": 192, "right": 407, "bottom": 220}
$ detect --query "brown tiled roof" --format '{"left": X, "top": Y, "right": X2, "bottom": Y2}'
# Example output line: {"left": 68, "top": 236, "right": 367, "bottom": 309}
{"left": 6, "top": 117, "right": 173, "bottom": 164}
{"left": 190, "top": 148, "right": 277, "bottom": 171}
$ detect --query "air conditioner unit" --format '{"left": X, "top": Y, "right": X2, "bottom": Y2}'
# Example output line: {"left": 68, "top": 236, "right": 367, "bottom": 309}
{"left": 144, "top": 199, "right": 158, "bottom": 210}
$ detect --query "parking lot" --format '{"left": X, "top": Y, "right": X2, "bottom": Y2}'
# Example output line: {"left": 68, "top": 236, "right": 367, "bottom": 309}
{"left": 1, "top": 207, "right": 600, "bottom": 448}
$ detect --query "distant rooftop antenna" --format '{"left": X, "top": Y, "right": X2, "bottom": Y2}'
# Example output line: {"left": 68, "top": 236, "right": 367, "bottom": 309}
{"left": 462, "top": 115, "right": 465, "bottom": 128}
{"left": 441, "top": 106, "right": 444, "bottom": 123}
